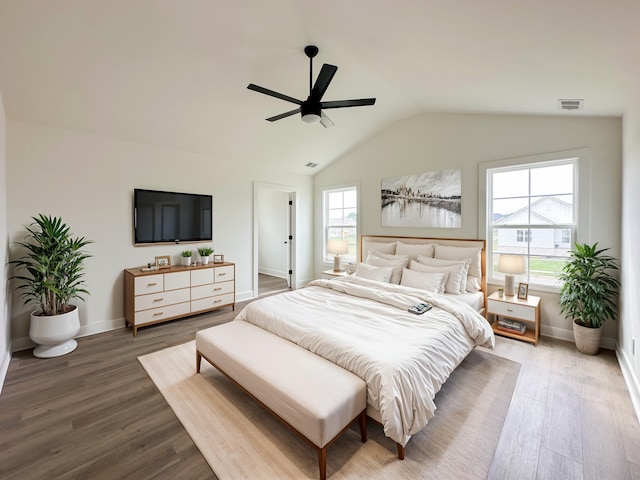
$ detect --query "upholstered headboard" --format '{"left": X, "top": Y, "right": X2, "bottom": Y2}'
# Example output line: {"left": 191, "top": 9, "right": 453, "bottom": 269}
{"left": 360, "top": 235, "right": 487, "bottom": 297}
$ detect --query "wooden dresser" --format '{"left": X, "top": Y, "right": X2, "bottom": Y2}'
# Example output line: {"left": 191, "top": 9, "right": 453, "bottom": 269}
{"left": 123, "top": 262, "right": 235, "bottom": 335}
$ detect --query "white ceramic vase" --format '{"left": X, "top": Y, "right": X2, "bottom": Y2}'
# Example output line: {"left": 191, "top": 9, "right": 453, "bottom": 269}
{"left": 29, "top": 306, "right": 81, "bottom": 358}
{"left": 182, "top": 256, "right": 192, "bottom": 266}
{"left": 201, "top": 256, "right": 210, "bottom": 265}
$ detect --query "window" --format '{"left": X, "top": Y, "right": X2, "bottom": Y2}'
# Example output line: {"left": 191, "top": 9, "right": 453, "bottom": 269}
{"left": 323, "top": 186, "right": 357, "bottom": 264}
{"left": 487, "top": 158, "right": 577, "bottom": 288}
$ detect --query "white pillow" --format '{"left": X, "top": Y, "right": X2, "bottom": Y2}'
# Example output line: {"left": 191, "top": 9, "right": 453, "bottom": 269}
{"left": 365, "top": 253, "right": 409, "bottom": 285}
{"left": 434, "top": 244, "right": 483, "bottom": 292}
{"left": 354, "top": 263, "right": 394, "bottom": 283}
{"left": 417, "top": 255, "right": 471, "bottom": 291}
{"left": 365, "top": 241, "right": 396, "bottom": 255}
{"left": 410, "top": 259, "right": 465, "bottom": 294}
{"left": 395, "top": 242, "right": 435, "bottom": 262}
{"left": 400, "top": 268, "right": 446, "bottom": 294}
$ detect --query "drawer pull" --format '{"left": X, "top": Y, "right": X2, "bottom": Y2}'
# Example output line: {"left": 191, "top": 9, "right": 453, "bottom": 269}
{"left": 153, "top": 312, "right": 164, "bottom": 317}
{"left": 214, "top": 287, "right": 222, "bottom": 291}
{"left": 214, "top": 299, "right": 222, "bottom": 303}
{"left": 218, "top": 272, "right": 226, "bottom": 276}
{"left": 147, "top": 282, "right": 158, "bottom": 287}
{"left": 153, "top": 298, "right": 164, "bottom": 302}
{"left": 507, "top": 308, "right": 513, "bottom": 312}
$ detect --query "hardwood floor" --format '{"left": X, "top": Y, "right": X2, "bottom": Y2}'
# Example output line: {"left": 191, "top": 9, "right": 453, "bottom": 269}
{"left": 1, "top": 297, "right": 639, "bottom": 479}
{"left": 258, "top": 272, "right": 290, "bottom": 297}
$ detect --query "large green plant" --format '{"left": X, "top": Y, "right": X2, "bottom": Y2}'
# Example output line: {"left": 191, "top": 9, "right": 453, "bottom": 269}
{"left": 559, "top": 242, "right": 620, "bottom": 328}
{"left": 11, "top": 214, "right": 93, "bottom": 316}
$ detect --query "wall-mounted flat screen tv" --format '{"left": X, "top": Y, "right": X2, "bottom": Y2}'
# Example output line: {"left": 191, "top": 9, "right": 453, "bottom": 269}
{"left": 134, "top": 188, "right": 212, "bottom": 245}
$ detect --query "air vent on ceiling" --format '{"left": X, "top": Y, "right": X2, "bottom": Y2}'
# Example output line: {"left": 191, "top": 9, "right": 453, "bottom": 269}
{"left": 558, "top": 99, "right": 583, "bottom": 111}
{"left": 305, "top": 162, "right": 318, "bottom": 168}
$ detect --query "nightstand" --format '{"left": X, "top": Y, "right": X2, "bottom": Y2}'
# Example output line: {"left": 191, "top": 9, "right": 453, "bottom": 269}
{"left": 487, "top": 291, "right": 541, "bottom": 345}
{"left": 321, "top": 269, "right": 349, "bottom": 278}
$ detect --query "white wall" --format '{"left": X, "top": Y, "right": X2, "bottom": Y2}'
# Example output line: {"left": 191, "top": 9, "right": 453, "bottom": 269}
{"left": 0, "top": 90, "right": 9, "bottom": 390}
{"left": 620, "top": 105, "right": 640, "bottom": 419}
{"left": 314, "top": 112, "right": 622, "bottom": 345}
{"left": 6, "top": 121, "right": 313, "bottom": 345}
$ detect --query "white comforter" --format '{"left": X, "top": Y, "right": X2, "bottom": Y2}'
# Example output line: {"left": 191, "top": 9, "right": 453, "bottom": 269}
{"left": 234, "top": 276, "right": 495, "bottom": 446}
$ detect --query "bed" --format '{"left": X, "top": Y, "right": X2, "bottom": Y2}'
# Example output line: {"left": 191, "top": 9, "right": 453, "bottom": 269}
{"left": 234, "top": 235, "right": 494, "bottom": 457}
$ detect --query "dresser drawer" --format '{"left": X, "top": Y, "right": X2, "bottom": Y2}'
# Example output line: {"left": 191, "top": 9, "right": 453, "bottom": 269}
{"left": 191, "top": 268, "right": 214, "bottom": 286}
{"left": 164, "top": 271, "right": 190, "bottom": 291}
{"left": 134, "top": 301, "right": 191, "bottom": 326}
{"left": 488, "top": 299, "right": 536, "bottom": 321}
{"left": 191, "top": 281, "right": 234, "bottom": 301}
{"left": 191, "top": 293, "right": 235, "bottom": 313}
{"left": 134, "top": 274, "right": 163, "bottom": 294}
{"left": 214, "top": 265, "right": 234, "bottom": 282}
{"left": 134, "top": 288, "right": 190, "bottom": 312}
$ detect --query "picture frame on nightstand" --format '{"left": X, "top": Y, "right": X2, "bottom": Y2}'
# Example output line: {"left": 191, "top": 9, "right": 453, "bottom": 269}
{"left": 517, "top": 282, "right": 529, "bottom": 299}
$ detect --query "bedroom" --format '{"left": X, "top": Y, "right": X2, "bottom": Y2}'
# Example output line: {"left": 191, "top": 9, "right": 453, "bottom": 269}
{"left": 0, "top": 1, "right": 639, "bottom": 478}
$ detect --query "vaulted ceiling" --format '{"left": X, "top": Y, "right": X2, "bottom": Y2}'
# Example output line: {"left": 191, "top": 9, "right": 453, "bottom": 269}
{"left": 0, "top": 0, "right": 637, "bottom": 174}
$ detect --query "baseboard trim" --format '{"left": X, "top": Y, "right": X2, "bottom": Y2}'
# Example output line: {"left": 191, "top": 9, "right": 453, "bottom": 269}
{"left": 540, "top": 324, "right": 617, "bottom": 350}
{"left": 0, "top": 344, "right": 12, "bottom": 395}
{"left": 258, "top": 268, "right": 287, "bottom": 279}
{"left": 617, "top": 346, "right": 640, "bottom": 424}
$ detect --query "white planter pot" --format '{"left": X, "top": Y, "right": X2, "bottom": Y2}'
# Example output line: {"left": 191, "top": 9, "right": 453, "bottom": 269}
{"left": 182, "top": 257, "right": 192, "bottom": 266}
{"left": 201, "top": 256, "right": 210, "bottom": 265}
{"left": 30, "top": 306, "right": 81, "bottom": 358}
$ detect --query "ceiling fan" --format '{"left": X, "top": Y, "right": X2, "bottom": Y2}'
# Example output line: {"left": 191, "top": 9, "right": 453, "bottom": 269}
{"left": 247, "top": 45, "right": 376, "bottom": 128}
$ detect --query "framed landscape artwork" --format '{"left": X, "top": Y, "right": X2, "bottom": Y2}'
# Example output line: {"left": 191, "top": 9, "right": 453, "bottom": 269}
{"left": 381, "top": 168, "right": 462, "bottom": 227}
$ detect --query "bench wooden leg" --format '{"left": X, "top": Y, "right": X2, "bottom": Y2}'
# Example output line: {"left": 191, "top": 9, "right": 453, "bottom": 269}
{"left": 318, "top": 446, "right": 327, "bottom": 480}
{"left": 359, "top": 411, "right": 367, "bottom": 443}
{"left": 396, "top": 442, "right": 405, "bottom": 460}
{"left": 196, "top": 350, "right": 202, "bottom": 373}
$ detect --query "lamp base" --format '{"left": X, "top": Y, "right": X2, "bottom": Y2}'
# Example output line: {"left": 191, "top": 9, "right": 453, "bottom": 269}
{"left": 333, "top": 255, "right": 341, "bottom": 272}
{"left": 504, "top": 274, "right": 516, "bottom": 296}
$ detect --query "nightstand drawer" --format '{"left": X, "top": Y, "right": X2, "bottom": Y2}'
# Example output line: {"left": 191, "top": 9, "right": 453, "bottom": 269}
{"left": 488, "top": 299, "right": 536, "bottom": 321}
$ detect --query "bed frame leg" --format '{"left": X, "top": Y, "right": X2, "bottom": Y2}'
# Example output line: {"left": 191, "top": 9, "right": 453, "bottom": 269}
{"left": 318, "top": 446, "right": 327, "bottom": 480}
{"left": 359, "top": 411, "right": 367, "bottom": 442}
{"left": 196, "top": 350, "right": 202, "bottom": 373}
{"left": 396, "top": 442, "right": 405, "bottom": 460}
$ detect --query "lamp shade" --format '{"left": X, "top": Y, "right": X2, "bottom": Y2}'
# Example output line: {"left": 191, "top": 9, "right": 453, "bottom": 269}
{"left": 326, "top": 239, "right": 348, "bottom": 255}
{"left": 497, "top": 254, "right": 526, "bottom": 275}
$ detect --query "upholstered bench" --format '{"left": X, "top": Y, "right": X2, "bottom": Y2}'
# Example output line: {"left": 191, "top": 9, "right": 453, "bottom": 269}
{"left": 195, "top": 321, "right": 367, "bottom": 480}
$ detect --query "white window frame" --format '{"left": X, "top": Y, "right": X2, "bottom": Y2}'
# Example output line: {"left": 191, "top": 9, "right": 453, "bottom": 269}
{"left": 321, "top": 184, "right": 358, "bottom": 265}
{"left": 479, "top": 149, "right": 591, "bottom": 293}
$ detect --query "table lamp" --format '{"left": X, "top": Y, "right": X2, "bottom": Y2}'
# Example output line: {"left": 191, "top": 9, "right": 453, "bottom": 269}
{"left": 326, "top": 239, "right": 348, "bottom": 272}
{"left": 497, "top": 254, "right": 525, "bottom": 296}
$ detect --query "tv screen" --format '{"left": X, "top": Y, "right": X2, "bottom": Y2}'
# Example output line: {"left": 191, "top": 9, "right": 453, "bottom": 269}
{"left": 134, "top": 189, "right": 212, "bottom": 245}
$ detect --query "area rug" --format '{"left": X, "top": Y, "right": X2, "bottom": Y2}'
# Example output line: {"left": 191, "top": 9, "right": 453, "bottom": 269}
{"left": 139, "top": 341, "right": 520, "bottom": 479}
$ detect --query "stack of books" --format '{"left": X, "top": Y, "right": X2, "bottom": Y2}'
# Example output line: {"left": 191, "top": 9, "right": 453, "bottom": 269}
{"left": 497, "top": 318, "right": 526, "bottom": 335}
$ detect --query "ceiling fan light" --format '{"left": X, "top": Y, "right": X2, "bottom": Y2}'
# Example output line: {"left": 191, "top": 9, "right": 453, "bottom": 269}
{"left": 301, "top": 113, "right": 321, "bottom": 123}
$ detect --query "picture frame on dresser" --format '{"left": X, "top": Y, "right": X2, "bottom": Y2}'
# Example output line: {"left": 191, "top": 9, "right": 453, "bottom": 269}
{"left": 155, "top": 255, "right": 171, "bottom": 269}
{"left": 213, "top": 254, "right": 224, "bottom": 264}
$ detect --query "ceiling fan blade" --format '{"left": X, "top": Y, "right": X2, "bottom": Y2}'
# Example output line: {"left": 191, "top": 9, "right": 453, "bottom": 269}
{"left": 247, "top": 84, "right": 302, "bottom": 105}
{"left": 266, "top": 107, "right": 301, "bottom": 122}
{"left": 310, "top": 64, "right": 338, "bottom": 101}
{"left": 321, "top": 98, "right": 377, "bottom": 109}
{"left": 320, "top": 111, "right": 335, "bottom": 128}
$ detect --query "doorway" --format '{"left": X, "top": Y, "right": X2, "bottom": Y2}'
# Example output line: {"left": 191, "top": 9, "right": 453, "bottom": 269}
{"left": 253, "top": 182, "right": 297, "bottom": 297}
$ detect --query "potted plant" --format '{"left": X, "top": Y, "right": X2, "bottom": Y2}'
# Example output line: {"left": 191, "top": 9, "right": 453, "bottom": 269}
{"left": 197, "top": 246, "right": 214, "bottom": 265}
{"left": 10, "top": 214, "right": 93, "bottom": 358}
{"left": 559, "top": 242, "right": 620, "bottom": 355}
{"left": 181, "top": 250, "right": 193, "bottom": 266}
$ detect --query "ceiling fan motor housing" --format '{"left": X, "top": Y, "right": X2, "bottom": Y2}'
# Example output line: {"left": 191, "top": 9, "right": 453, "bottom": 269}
{"left": 301, "top": 100, "right": 321, "bottom": 122}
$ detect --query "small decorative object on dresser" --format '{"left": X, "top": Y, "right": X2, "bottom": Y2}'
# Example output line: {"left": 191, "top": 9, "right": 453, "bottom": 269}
{"left": 197, "top": 246, "right": 214, "bottom": 265}
{"left": 181, "top": 250, "right": 193, "bottom": 266}
{"left": 213, "top": 254, "right": 224, "bottom": 264}
{"left": 155, "top": 255, "right": 171, "bottom": 269}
